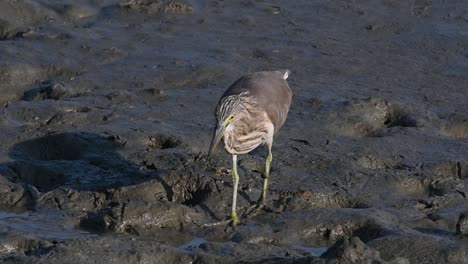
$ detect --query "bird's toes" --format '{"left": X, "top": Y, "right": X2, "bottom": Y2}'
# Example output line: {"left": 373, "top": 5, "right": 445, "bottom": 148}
{"left": 244, "top": 203, "right": 265, "bottom": 217}
{"left": 201, "top": 217, "right": 241, "bottom": 228}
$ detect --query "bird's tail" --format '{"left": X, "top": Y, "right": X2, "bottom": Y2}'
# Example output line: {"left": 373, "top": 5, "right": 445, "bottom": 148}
{"left": 279, "top": 69, "right": 291, "bottom": 80}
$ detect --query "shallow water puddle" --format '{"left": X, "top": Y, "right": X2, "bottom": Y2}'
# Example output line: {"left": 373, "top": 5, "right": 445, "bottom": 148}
{"left": 0, "top": 211, "right": 94, "bottom": 240}
{"left": 293, "top": 244, "right": 328, "bottom": 256}
{"left": 177, "top": 237, "right": 208, "bottom": 253}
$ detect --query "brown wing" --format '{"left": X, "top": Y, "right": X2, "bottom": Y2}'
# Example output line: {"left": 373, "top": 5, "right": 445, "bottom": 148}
{"left": 222, "top": 70, "right": 292, "bottom": 133}
{"left": 243, "top": 70, "right": 292, "bottom": 133}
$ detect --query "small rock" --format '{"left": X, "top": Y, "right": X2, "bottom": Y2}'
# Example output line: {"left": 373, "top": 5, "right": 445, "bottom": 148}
{"left": 456, "top": 212, "right": 468, "bottom": 235}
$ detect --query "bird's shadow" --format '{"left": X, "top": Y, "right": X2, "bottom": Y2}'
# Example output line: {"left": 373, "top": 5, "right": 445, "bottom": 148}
{"left": 6, "top": 132, "right": 147, "bottom": 191}
{"left": 0, "top": 131, "right": 179, "bottom": 210}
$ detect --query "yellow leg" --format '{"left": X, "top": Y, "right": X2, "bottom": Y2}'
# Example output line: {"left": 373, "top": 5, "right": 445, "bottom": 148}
{"left": 244, "top": 150, "right": 272, "bottom": 217}
{"left": 260, "top": 151, "right": 272, "bottom": 204}
{"left": 230, "top": 154, "right": 241, "bottom": 225}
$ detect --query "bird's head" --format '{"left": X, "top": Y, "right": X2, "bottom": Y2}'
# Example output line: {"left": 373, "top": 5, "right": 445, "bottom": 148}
{"left": 208, "top": 95, "right": 242, "bottom": 158}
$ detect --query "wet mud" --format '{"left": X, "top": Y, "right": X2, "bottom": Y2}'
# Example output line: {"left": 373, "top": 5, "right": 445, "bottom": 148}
{"left": 0, "top": 0, "right": 467, "bottom": 263}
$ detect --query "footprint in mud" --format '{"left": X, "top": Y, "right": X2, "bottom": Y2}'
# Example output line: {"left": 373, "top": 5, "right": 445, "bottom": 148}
{"left": 332, "top": 98, "right": 416, "bottom": 137}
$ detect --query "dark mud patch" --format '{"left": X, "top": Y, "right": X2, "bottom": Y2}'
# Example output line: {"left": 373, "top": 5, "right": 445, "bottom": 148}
{"left": 8, "top": 132, "right": 145, "bottom": 191}
{"left": 11, "top": 133, "right": 116, "bottom": 161}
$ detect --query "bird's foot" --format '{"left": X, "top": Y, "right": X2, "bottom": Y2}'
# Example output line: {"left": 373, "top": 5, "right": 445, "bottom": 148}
{"left": 244, "top": 202, "right": 267, "bottom": 217}
{"left": 201, "top": 213, "right": 241, "bottom": 228}
{"left": 244, "top": 199, "right": 281, "bottom": 217}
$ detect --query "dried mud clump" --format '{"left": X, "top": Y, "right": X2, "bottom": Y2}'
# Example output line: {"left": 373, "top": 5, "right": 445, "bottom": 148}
{"left": 442, "top": 120, "right": 468, "bottom": 139}
{"left": 322, "top": 236, "right": 409, "bottom": 264}
{"left": 456, "top": 212, "right": 468, "bottom": 236}
{"left": 120, "top": 0, "right": 193, "bottom": 14}
{"left": 22, "top": 82, "right": 76, "bottom": 101}
{"left": 0, "top": 19, "right": 25, "bottom": 40}
{"left": 431, "top": 160, "right": 468, "bottom": 179}
{"left": 0, "top": 173, "right": 38, "bottom": 210}
{"left": 356, "top": 155, "right": 396, "bottom": 169}
{"left": 424, "top": 161, "right": 467, "bottom": 197}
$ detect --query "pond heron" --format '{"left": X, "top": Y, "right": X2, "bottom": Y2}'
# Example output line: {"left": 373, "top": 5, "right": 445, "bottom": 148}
{"left": 208, "top": 70, "right": 292, "bottom": 225}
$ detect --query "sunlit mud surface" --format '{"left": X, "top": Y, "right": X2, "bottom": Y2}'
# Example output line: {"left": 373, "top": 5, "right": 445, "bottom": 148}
{"left": 0, "top": 0, "right": 467, "bottom": 263}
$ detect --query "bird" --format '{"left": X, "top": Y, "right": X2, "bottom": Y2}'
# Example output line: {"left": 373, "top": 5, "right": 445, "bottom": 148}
{"left": 208, "top": 69, "right": 292, "bottom": 225}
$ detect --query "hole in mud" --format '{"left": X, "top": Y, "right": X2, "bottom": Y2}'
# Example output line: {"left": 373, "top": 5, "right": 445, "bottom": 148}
{"left": 146, "top": 134, "right": 182, "bottom": 149}
{"left": 160, "top": 172, "right": 216, "bottom": 206}
{"left": 383, "top": 111, "right": 416, "bottom": 128}
{"left": 181, "top": 186, "right": 212, "bottom": 207}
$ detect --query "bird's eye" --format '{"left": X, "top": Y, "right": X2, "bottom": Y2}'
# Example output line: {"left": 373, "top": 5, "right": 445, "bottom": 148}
{"left": 224, "top": 114, "right": 235, "bottom": 126}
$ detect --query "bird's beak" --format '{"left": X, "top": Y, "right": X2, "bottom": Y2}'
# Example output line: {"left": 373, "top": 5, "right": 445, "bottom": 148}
{"left": 208, "top": 124, "right": 225, "bottom": 159}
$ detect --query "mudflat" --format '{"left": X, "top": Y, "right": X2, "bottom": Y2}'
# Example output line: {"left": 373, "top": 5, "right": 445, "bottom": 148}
{"left": 0, "top": 1, "right": 467, "bottom": 263}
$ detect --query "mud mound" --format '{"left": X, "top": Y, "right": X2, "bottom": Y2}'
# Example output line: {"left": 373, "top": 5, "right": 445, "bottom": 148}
{"left": 334, "top": 98, "right": 416, "bottom": 137}
{"left": 80, "top": 200, "right": 204, "bottom": 234}
{"left": 0, "top": 64, "right": 73, "bottom": 102}
{"left": 442, "top": 120, "right": 468, "bottom": 139}
{"left": 50, "top": 3, "right": 98, "bottom": 20}
{"left": 0, "top": 0, "right": 56, "bottom": 26}
{"left": 277, "top": 188, "right": 367, "bottom": 211}
{"left": 0, "top": 171, "right": 37, "bottom": 210}
{"left": 22, "top": 82, "right": 77, "bottom": 101}
{"left": 0, "top": 19, "right": 26, "bottom": 40}
{"left": 119, "top": 0, "right": 193, "bottom": 14}
{"left": 356, "top": 155, "right": 400, "bottom": 169}
{"left": 322, "top": 236, "right": 381, "bottom": 263}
